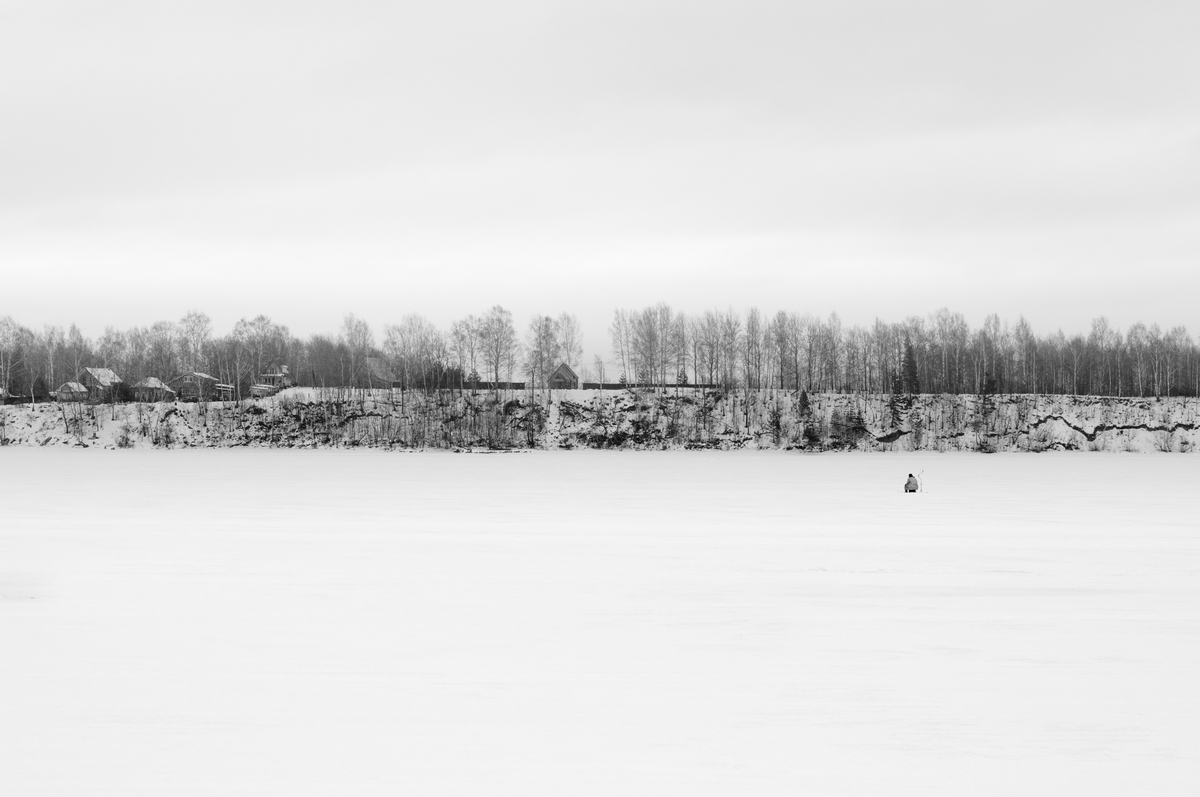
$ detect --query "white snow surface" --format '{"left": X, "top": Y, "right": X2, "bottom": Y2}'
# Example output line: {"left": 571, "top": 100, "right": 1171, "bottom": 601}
{"left": 2, "top": 449, "right": 1198, "bottom": 795}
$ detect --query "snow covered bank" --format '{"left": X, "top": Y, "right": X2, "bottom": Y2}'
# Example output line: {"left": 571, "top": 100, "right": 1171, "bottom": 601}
{"left": 1, "top": 389, "right": 1198, "bottom": 452}
{"left": 1, "top": 450, "right": 1198, "bottom": 795}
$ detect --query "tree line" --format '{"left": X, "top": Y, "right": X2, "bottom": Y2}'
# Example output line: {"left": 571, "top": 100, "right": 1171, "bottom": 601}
{"left": 0, "top": 308, "right": 581, "bottom": 400}
{"left": 611, "top": 306, "right": 1199, "bottom": 398}
{"left": 0, "top": 305, "right": 1196, "bottom": 400}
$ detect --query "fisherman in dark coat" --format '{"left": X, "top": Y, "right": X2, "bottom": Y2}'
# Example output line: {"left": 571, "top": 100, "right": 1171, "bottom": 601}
{"left": 904, "top": 474, "right": 919, "bottom": 493}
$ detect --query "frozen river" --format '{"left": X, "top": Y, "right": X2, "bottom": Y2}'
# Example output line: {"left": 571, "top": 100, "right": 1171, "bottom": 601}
{"left": 2, "top": 449, "right": 1198, "bottom": 795}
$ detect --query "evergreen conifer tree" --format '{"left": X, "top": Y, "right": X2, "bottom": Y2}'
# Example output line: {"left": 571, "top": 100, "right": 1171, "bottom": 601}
{"left": 888, "top": 370, "right": 910, "bottom": 422}
{"left": 902, "top": 336, "right": 920, "bottom": 395}
{"left": 977, "top": 373, "right": 999, "bottom": 439}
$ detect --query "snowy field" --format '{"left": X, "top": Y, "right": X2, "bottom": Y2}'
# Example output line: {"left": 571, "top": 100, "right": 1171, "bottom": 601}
{"left": 2, "top": 449, "right": 1198, "bottom": 796}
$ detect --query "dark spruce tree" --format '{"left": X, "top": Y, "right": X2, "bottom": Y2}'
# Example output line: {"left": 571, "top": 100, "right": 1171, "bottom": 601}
{"left": 887, "top": 370, "right": 911, "bottom": 423}
{"left": 976, "top": 373, "right": 999, "bottom": 447}
{"left": 902, "top": 336, "right": 920, "bottom": 395}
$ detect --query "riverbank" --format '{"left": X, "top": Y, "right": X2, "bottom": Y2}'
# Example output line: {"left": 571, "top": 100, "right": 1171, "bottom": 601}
{"left": 1, "top": 388, "right": 1197, "bottom": 452}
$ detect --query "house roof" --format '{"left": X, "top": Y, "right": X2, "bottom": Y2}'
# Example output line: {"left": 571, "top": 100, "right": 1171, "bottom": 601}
{"left": 169, "top": 372, "right": 218, "bottom": 384}
{"left": 82, "top": 367, "right": 122, "bottom": 386}
{"left": 550, "top": 362, "right": 578, "bottom": 381}
{"left": 59, "top": 381, "right": 87, "bottom": 393}
{"left": 132, "top": 377, "right": 175, "bottom": 391}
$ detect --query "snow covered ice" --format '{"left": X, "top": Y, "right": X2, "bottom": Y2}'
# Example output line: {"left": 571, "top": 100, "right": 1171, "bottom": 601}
{"left": 2, "top": 448, "right": 1198, "bottom": 795}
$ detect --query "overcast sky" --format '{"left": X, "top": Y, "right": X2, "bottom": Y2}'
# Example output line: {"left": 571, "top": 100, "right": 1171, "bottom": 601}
{"left": 2, "top": 0, "right": 1197, "bottom": 358}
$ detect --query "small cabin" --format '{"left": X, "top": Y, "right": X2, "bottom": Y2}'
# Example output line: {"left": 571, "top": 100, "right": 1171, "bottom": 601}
{"left": 77, "top": 367, "right": 123, "bottom": 402}
{"left": 57, "top": 382, "right": 89, "bottom": 403}
{"left": 548, "top": 362, "right": 579, "bottom": 390}
{"left": 169, "top": 372, "right": 219, "bottom": 402}
{"left": 214, "top": 383, "right": 234, "bottom": 401}
{"left": 132, "top": 377, "right": 177, "bottom": 403}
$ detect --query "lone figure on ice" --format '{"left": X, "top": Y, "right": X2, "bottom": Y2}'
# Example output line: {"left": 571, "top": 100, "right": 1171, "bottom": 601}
{"left": 904, "top": 474, "right": 919, "bottom": 493}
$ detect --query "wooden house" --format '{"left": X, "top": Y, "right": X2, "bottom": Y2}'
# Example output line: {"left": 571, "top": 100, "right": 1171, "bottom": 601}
{"left": 548, "top": 363, "right": 579, "bottom": 390}
{"left": 57, "top": 382, "right": 88, "bottom": 403}
{"left": 77, "top": 367, "right": 123, "bottom": 402}
{"left": 250, "top": 361, "right": 293, "bottom": 398}
{"left": 214, "top": 383, "right": 234, "bottom": 401}
{"left": 132, "top": 377, "right": 177, "bottom": 403}
{"left": 168, "top": 372, "right": 219, "bottom": 401}
{"left": 260, "top": 362, "right": 293, "bottom": 391}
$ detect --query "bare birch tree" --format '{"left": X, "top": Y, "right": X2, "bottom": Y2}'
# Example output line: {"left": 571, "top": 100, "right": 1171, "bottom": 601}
{"left": 179, "top": 310, "right": 213, "bottom": 374}
{"left": 556, "top": 312, "right": 583, "bottom": 372}
{"left": 451, "top": 314, "right": 484, "bottom": 388}
{"left": 480, "top": 306, "right": 519, "bottom": 389}
{"left": 609, "top": 309, "right": 634, "bottom": 385}
{"left": 525, "top": 314, "right": 560, "bottom": 394}
{"left": 340, "top": 313, "right": 374, "bottom": 388}
{"left": 0, "top": 316, "right": 24, "bottom": 396}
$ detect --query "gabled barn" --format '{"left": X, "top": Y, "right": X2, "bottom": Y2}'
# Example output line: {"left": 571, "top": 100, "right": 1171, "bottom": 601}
{"left": 132, "top": 377, "right": 177, "bottom": 403}
{"left": 77, "top": 367, "right": 123, "bottom": 402}
{"left": 169, "top": 372, "right": 219, "bottom": 401}
{"left": 548, "top": 363, "right": 579, "bottom": 390}
{"left": 57, "top": 382, "right": 88, "bottom": 403}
